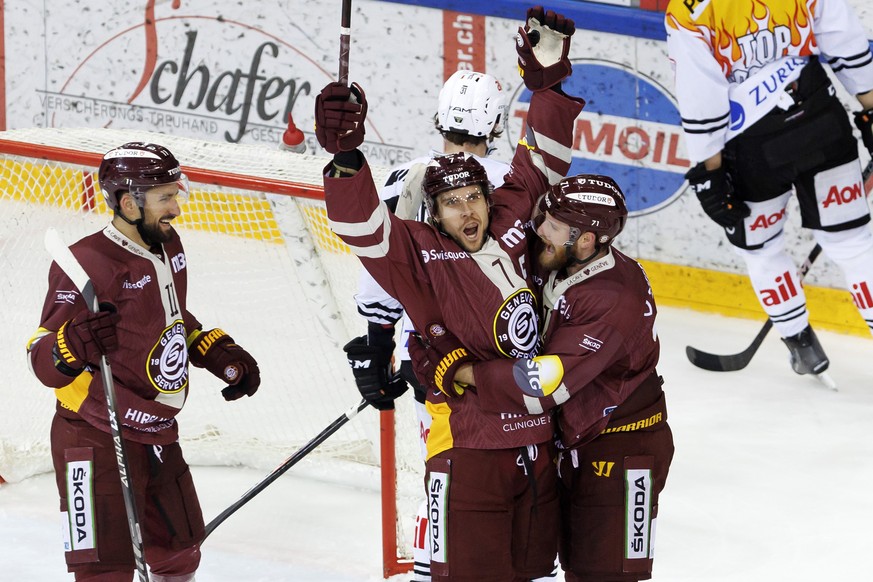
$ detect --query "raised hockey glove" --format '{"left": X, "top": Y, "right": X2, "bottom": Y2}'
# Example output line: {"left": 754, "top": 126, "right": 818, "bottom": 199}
{"left": 854, "top": 107, "right": 873, "bottom": 155}
{"left": 55, "top": 304, "right": 120, "bottom": 370}
{"left": 315, "top": 81, "right": 368, "bottom": 154}
{"left": 343, "top": 328, "right": 409, "bottom": 411}
{"left": 188, "top": 328, "right": 261, "bottom": 401}
{"left": 407, "top": 323, "right": 476, "bottom": 398}
{"left": 686, "top": 163, "right": 750, "bottom": 228}
{"left": 516, "top": 5, "right": 575, "bottom": 92}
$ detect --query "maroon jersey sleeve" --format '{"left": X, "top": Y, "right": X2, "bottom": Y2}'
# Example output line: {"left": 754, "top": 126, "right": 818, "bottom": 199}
{"left": 490, "top": 90, "right": 585, "bottom": 222}
{"left": 28, "top": 261, "right": 93, "bottom": 388}
{"left": 324, "top": 161, "right": 447, "bottom": 328}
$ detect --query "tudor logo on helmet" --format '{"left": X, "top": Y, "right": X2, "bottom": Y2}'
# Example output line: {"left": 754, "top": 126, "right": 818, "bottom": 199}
{"left": 422, "top": 152, "right": 492, "bottom": 224}
{"left": 98, "top": 142, "right": 189, "bottom": 211}
{"left": 566, "top": 192, "right": 617, "bottom": 206}
{"left": 534, "top": 173, "right": 629, "bottom": 246}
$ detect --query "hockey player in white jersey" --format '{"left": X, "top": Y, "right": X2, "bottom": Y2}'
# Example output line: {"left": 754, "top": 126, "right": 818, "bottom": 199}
{"left": 343, "top": 70, "right": 531, "bottom": 581}
{"left": 665, "top": 0, "right": 873, "bottom": 383}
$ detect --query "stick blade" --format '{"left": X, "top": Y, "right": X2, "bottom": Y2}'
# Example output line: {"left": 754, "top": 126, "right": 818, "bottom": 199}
{"left": 685, "top": 345, "right": 754, "bottom": 372}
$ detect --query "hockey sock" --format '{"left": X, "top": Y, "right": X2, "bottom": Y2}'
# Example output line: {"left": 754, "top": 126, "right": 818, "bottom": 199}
{"left": 736, "top": 235, "right": 809, "bottom": 338}
{"left": 815, "top": 226, "right": 873, "bottom": 337}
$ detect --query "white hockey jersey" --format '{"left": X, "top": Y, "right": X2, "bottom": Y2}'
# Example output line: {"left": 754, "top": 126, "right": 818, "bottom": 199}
{"left": 665, "top": 0, "right": 873, "bottom": 163}
{"left": 354, "top": 151, "right": 509, "bottom": 360}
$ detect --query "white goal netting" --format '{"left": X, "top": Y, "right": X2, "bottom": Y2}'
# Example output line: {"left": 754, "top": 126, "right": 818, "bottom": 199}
{"left": 0, "top": 128, "right": 421, "bottom": 568}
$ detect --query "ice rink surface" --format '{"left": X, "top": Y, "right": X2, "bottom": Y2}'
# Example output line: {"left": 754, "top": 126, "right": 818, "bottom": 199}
{"left": 2, "top": 305, "right": 871, "bottom": 581}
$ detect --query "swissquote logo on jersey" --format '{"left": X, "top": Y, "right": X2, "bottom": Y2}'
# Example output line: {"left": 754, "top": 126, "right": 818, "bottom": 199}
{"left": 507, "top": 59, "right": 689, "bottom": 216}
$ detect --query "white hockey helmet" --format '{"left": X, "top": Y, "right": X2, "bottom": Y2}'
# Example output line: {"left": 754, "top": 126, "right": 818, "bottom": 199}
{"left": 436, "top": 71, "right": 507, "bottom": 138}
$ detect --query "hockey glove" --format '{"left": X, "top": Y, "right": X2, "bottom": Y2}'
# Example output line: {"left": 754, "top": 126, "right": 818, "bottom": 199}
{"left": 407, "top": 323, "right": 476, "bottom": 398}
{"left": 516, "top": 5, "right": 575, "bottom": 92}
{"left": 55, "top": 304, "right": 120, "bottom": 370}
{"left": 343, "top": 330, "right": 408, "bottom": 411}
{"left": 315, "top": 81, "right": 368, "bottom": 154}
{"left": 686, "top": 163, "right": 750, "bottom": 228}
{"left": 189, "top": 328, "right": 261, "bottom": 401}
{"left": 854, "top": 107, "right": 873, "bottom": 156}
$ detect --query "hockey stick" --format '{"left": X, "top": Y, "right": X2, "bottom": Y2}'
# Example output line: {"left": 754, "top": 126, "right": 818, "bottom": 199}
{"left": 44, "top": 228, "right": 150, "bottom": 582}
{"left": 338, "top": 0, "right": 352, "bottom": 84}
{"left": 202, "top": 398, "right": 369, "bottom": 541}
{"left": 686, "top": 158, "right": 873, "bottom": 372}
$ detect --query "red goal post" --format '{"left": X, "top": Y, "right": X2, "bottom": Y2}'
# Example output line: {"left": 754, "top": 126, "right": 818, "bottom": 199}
{"left": 0, "top": 128, "right": 416, "bottom": 578}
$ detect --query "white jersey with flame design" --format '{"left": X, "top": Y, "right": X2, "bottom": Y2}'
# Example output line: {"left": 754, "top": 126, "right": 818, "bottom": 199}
{"left": 665, "top": 0, "right": 873, "bottom": 163}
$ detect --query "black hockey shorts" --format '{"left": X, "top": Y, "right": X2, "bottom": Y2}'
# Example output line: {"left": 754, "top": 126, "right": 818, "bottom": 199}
{"left": 51, "top": 415, "right": 204, "bottom": 578}
{"left": 724, "top": 85, "right": 869, "bottom": 250}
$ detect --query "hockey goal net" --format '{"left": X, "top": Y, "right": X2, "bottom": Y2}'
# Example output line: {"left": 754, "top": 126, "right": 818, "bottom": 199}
{"left": 0, "top": 127, "right": 419, "bottom": 577}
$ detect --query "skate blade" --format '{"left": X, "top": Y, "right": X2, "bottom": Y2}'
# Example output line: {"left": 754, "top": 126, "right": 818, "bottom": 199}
{"left": 813, "top": 371, "right": 838, "bottom": 391}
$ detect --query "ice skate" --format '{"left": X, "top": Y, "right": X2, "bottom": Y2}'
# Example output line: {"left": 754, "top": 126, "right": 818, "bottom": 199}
{"left": 781, "top": 325, "right": 837, "bottom": 390}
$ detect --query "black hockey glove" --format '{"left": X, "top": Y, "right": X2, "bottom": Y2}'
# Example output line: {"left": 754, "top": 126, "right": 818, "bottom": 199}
{"left": 854, "top": 107, "right": 873, "bottom": 156}
{"left": 188, "top": 328, "right": 261, "bottom": 401}
{"left": 343, "top": 324, "right": 408, "bottom": 411}
{"left": 686, "top": 163, "right": 750, "bottom": 228}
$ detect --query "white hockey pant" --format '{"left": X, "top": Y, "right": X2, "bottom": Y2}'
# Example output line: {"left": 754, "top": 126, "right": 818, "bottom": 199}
{"left": 413, "top": 499, "right": 432, "bottom": 581}
{"left": 814, "top": 225, "right": 873, "bottom": 336}
{"left": 735, "top": 231, "right": 810, "bottom": 338}
{"left": 412, "top": 398, "right": 433, "bottom": 581}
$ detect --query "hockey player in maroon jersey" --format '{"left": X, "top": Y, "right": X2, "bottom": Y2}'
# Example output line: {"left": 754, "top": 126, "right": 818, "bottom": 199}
{"left": 26, "top": 143, "right": 261, "bottom": 581}
{"left": 435, "top": 175, "right": 674, "bottom": 581}
{"left": 344, "top": 69, "right": 512, "bottom": 582}
{"left": 318, "top": 7, "right": 582, "bottom": 579}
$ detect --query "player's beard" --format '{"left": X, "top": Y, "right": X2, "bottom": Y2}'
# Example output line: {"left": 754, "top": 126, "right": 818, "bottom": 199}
{"left": 140, "top": 215, "right": 174, "bottom": 244}
{"left": 537, "top": 237, "right": 569, "bottom": 271}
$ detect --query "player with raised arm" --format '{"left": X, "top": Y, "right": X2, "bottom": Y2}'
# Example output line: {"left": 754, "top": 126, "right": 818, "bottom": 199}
{"left": 429, "top": 175, "right": 674, "bottom": 581}
{"left": 342, "top": 69, "right": 510, "bottom": 582}
{"left": 665, "top": 0, "right": 873, "bottom": 383}
{"left": 26, "top": 143, "right": 261, "bottom": 581}
{"left": 319, "top": 6, "right": 583, "bottom": 579}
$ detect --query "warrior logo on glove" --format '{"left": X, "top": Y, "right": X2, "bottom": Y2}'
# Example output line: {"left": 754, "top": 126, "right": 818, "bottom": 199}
{"left": 188, "top": 328, "right": 261, "bottom": 401}
{"left": 408, "top": 323, "right": 477, "bottom": 398}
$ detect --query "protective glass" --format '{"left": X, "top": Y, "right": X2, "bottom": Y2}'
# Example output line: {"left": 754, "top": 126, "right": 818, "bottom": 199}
{"left": 130, "top": 173, "right": 190, "bottom": 207}
{"left": 531, "top": 194, "right": 574, "bottom": 247}
{"left": 436, "top": 187, "right": 488, "bottom": 216}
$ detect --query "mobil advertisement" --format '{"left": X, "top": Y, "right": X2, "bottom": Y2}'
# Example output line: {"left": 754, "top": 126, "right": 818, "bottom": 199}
{"left": 507, "top": 59, "right": 688, "bottom": 217}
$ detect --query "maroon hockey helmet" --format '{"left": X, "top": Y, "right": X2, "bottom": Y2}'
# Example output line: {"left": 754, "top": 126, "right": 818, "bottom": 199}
{"left": 98, "top": 142, "right": 187, "bottom": 211}
{"left": 422, "top": 152, "right": 491, "bottom": 219}
{"left": 536, "top": 174, "right": 628, "bottom": 246}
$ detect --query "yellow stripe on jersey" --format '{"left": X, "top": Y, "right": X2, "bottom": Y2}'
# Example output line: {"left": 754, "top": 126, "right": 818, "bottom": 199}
{"left": 26, "top": 327, "right": 53, "bottom": 351}
{"left": 54, "top": 371, "right": 93, "bottom": 413}
{"left": 424, "top": 401, "right": 454, "bottom": 461}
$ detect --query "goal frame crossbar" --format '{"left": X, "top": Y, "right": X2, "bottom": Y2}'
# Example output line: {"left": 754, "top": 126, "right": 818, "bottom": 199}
{"left": 0, "top": 138, "right": 324, "bottom": 200}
